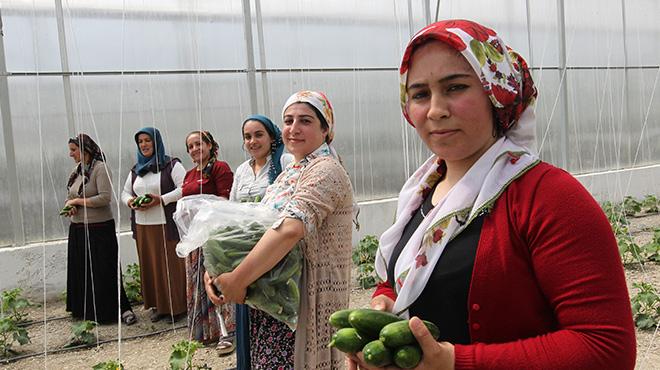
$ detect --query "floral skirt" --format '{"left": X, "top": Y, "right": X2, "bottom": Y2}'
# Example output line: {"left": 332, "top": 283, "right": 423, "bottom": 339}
{"left": 249, "top": 308, "right": 295, "bottom": 369}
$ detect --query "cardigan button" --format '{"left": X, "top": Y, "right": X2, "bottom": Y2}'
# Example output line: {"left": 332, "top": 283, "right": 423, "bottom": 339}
{"left": 471, "top": 304, "right": 480, "bottom": 311}
{"left": 472, "top": 323, "right": 481, "bottom": 330}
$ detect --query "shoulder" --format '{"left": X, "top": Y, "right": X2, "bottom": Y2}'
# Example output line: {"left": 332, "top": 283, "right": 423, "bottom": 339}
{"left": 213, "top": 160, "right": 232, "bottom": 173}
{"left": 234, "top": 160, "right": 251, "bottom": 174}
{"left": 509, "top": 162, "right": 592, "bottom": 203}
{"left": 303, "top": 157, "right": 350, "bottom": 184}
{"left": 91, "top": 161, "right": 111, "bottom": 176}
{"left": 280, "top": 153, "right": 294, "bottom": 168}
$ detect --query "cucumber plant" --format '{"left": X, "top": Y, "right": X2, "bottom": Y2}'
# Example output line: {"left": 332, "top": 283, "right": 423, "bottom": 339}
{"left": 631, "top": 282, "right": 660, "bottom": 330}
{"left": 0, "top": 316, "right": 30, "bottom": 358}
{"left": 642, "top": 194, "right": 659, "bottom": 214}
{"left": 352, "top": 235, "right": 381, "bottom": 289}
{"left": 92, "top": 359, "right": 124, "bottom": 370}
{"left": 169, "top": 340, "right": 210, "bottom": 370}
{"left": 1, "top": 288, "right": 33, "bottom": 324}
{"left": 66, "top": 320, "right": 97, "bottom": 347}
{"left": 123, "top": 263, "right": 143, "bottom": 304}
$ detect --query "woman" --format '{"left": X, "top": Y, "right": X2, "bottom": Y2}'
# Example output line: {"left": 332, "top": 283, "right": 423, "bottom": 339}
{"left": 64, "top": 133, "right": 136, "bottom": 325}
{"left": 181, "top": 130, "right": 235, "bottom": 352}
{"left": 205, "top": 91, "right": 354, "bottom": 369}
{"left": 349, "top": 20, "right": 636, "bottom": 369}
{"left": 121, "top": 127, "right": 187, "bottom": 323}
{"left": 229, "top": 114, "right": 293, "bottom": 369}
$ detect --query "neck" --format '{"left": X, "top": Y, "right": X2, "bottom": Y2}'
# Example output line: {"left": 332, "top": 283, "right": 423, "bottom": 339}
{"left": 197, "top": 158, "right": 209, "bottom": 170}
{"left": 254, "top": 156, "right": 268, "bottom": 167}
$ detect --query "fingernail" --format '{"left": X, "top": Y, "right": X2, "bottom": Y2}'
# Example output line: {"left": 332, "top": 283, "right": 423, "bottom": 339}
{"left": 409, "top": 316, "right": 424, "bottom": 333}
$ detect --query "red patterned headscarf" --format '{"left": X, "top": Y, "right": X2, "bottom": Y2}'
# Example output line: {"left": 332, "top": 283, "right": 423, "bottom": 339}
{"left": 399, "top": 19, "right": 538, "bottom": 149}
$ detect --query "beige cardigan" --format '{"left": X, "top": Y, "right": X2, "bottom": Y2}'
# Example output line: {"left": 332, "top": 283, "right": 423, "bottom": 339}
{"left": 287, "top": 157, "right": 354, "bottom": 369}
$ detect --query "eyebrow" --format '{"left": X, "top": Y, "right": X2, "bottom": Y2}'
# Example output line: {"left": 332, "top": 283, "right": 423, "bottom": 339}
{"left": 283, "top": 114, "right": 315, "bottom": 119}
{"left": 407, "top": 73, "right": 472, "bottom": 90}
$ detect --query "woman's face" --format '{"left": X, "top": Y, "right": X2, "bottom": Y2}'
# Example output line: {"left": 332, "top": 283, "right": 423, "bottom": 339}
{"left": 68, "top": 143, "right": 81, "bottom": 163}
{"left": 282, "top": 103, "right": 328, "bottom": 161}
{"left": 186, "top": 133, "right": 212, "bottom": 164}
{"left": 137, "top": 133, "right": 154, "bottom": 158}
{"left": 243, "top": 120, "right": 273, "bottom": 161}
{"left": 406, "top": 41, "right": 497, "bottom": 169}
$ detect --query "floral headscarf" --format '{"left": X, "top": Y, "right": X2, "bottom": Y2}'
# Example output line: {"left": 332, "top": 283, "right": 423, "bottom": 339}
{"left": 376, "top": 20, "right": 540, "bottom": 317}
{"left": 399, "top": 19, "right": 538, "bottom": 151}
{"left": 243, "top": 114, "right": 286, "bottom": 184}
{"left": 281, "top": 90, "right": 335, "bottom": 143}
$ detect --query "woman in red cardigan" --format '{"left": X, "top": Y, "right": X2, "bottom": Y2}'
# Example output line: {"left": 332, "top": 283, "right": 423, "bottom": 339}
{"left": 181, "top": 130, "right": 235, "bottom": 353}
{"left": 348, "top": 20, "right": 636, "bottom": 370}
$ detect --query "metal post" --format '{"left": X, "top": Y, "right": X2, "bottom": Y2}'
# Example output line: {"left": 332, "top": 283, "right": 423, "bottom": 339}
{"left": 407, "top": 0, "right": 414, "bottom": 38}
{"left": 422, "top": 0, "right": 431, "bottom": 26}
{"left": 241, "top": 0, "right": 258, "bottom": 114}
{"left": 556, "top": 0, "right": 569, "bottom": 169}
{"left": 620, "top": 0, "right": 629, "bottom": 165}
{"left": 525, "top": 0, "right": 534, "bottom": 68}
{"left": 0, "top": 9, "right": 26, "bottom": 246}
{"left": 54, "top": 0, "right": 76, "bottom": 137}
{"left": 254, "top": 0, "right": 271, "bottom": 117}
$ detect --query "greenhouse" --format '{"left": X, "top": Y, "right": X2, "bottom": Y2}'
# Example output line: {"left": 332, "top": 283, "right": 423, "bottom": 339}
{"left": 0, "top": 0, "right": 658, "bottom": 368}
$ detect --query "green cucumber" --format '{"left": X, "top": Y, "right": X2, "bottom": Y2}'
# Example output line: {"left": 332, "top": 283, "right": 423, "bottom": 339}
{"left": 362, "top": 340, "right": 392, "bottom": 367}
{"left": 328, "top": 309, "right": 354, "bottom": 329}
{"left": 393, "top": 345, "right": 422, "bottom": 368}
{"left": 327, "top": 328, "right": 369, "bottom": 353}
{"left": 379, "top": 319, "right": 440, "bottom": 348}
{"left": 59, "top": 205, "right": 74, "bottom": 215}
{"left": 348, "top": 309, "right": 403, "bottom": 339}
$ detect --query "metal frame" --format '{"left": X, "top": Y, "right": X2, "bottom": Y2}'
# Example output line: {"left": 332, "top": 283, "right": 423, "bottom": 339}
{"left": 556, "top": 0, "right": 569, "bottom": 169}
{"left": 54, "top": 0, "right": 76, "bottom": 137}
{"left": 241, "top": 0, "right": 258, "bottom": 114}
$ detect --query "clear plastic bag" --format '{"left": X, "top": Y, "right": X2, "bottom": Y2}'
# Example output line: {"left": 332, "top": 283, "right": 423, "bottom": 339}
{"left": 173, "top": 196, "right": 303, "bottom": 330}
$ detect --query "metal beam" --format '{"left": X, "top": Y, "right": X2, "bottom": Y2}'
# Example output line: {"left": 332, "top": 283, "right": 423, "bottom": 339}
{"left": 254, "top": 0, "right": 271, "bottom": 117}
{"left": 0, "top": 9, "right": 26, "bottom": 246}
{"left": 241, "top": 0, "right": 258, "bottom": 114}
{"left": 54, "top": 0, "right": 76, "bottom": 137}
{"left": 556, "top": 0, "right": 569, "bottom": 169}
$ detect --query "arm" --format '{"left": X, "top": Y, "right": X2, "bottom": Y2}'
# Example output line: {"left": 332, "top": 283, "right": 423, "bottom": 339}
{"left": 160, "top": 161, "right": 185, "bottom": 205}
{"left": 74, "top": 163, "right": 112, "bottom": 208}
{"left": 213, "top": 161, "right": 233, "bottom": 199}
{"left": 452, "top": 169, "right": 636, "bottom": 370}
{"left": 120, "top": 172, "right": 136, "bottom": 208}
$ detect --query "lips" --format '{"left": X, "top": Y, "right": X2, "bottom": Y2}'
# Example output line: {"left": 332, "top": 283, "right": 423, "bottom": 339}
{"left": 430, "top": 129, "right": 459, "bottom": 138}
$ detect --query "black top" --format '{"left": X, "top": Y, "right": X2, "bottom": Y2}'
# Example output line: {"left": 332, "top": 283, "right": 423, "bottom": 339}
{"left": 387, "top": 185, "right": 483, "bottom": 344}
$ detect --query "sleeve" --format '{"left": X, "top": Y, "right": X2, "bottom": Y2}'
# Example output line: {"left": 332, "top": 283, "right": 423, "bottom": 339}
{"left": 83, "top": 163, "right": 113, "bottom": 208}
{"left": 161, "top": 161, "right": 185, "bottom": 205}
{"left": 453, "top": 168, "right": 636, "bottom": 370}
{"left": 120, "top": 172, "right": 134, "bottom": 206}
{"left": 372, "top": 281, "right": 397, "bottom": 302}
{"left": 213, "top": 161, "right": 233, "bottom": 199}
{"left": 280, "top": 158, "right": 350, "bottom": 235}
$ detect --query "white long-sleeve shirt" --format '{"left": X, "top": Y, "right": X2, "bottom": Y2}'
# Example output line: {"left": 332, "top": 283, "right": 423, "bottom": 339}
{"left": 229, "top": 154, "right": 294, "bottom": 202}
{"left": 120, "top": 161, "right": 186, "bottom": 225}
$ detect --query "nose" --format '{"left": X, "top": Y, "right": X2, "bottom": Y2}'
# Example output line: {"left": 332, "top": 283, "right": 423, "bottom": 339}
{"left": 427, "top": 94, "right": 450, "bottom": 121}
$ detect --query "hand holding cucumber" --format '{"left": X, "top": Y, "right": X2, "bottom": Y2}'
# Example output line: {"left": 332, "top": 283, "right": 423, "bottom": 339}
{"left": 129, "top": 193, "right": 160, "bottom": 210}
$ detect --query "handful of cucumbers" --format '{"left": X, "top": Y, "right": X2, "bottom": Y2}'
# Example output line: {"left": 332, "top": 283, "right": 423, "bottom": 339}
{"left": 131, "top": 194, "right": 153, "bottom": 207}
{"left": 202, "top": 222, "right": 303, "bottom": 330}
{"left": 327, "top": 308, "right": 440, "bottom": 368}
{"left": 59, "top": 205, "right": 75, "bottom": 216}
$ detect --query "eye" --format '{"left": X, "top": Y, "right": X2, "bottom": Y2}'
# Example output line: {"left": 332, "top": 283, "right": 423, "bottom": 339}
{"left": 284, "top": 118, "right": 293, "bottom": 125}
{"left": 447, "top": 84, "right": 468, "bottom": 93}
{"left": 409, "top": 89, "right": 429, "bottom": 100}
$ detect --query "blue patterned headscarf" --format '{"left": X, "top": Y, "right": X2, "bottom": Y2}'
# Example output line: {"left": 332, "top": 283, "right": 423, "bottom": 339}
{"left": 134, "top": 126, "right": 170, "bottom": 177}
{"left": 242, "top": 114, "right": 285, "bottom": 184}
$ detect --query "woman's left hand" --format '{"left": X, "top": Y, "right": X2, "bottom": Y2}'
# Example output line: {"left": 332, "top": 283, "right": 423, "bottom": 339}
{"left": 140, "top": 193, "right": 162, "bottom": 209}
{"left": 346, "top": 317, "right": 455, "bottom": 370}
{"left": 214, "top": 271, "right": 247, "bottom": 304}
{"left": 65, "top": 198, "right": 81, "bottom": 207}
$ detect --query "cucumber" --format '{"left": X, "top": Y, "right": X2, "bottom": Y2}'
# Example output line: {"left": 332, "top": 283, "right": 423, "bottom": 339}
{"left": 328, "top": 309, "right": 354, "bottom": 329}
{"left": 379, "top": 320, "right": 440, "bottom": 348}
{"left": 59, "top": 205, "right": 74, "bottom": 215}
{"left": 327, "top": 328, "right": 369, "bottom": 353}
{"left": 348, "top": 309, "right": 403, "bottom": 339}
{"left": 362, "top": 340, "right": 392, "bottom": 367}
{"left": 393, "top": 345, "right": 422, "bottom": 368}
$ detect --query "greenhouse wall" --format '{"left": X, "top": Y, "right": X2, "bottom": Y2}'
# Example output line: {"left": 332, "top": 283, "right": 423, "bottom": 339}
{"left": 0, "top": 0, "right": 658, "bottom": 297}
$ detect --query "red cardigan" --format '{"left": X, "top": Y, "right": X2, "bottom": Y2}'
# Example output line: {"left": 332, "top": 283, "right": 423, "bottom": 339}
{"left": 374, "top": 162, "right": 636, "bottom": 369}
{"left": 181, "top": 160, "right": 233, "bottom": 198}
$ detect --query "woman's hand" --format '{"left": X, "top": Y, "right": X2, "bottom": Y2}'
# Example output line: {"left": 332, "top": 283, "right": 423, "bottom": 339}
{"left": 127, "top": 197, "right": 139, "bottom": 210}
{"left": 204, "top": 271, "right": 225, "bottom": 306}
{"left": 346, "top": 317, "right": 455, "bottom": 370}
{"left": 140, "top": 193, "right": 162, "bottom": 209}
{"left": 215, "top": 271, "right": 247, "bottom": 304}
{"left": 370, "top": 295, "right": 395, "bottom": 312}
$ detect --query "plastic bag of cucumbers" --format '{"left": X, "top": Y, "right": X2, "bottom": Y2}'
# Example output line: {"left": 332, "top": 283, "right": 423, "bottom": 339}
{"left": 327, "top": 308, "right": 440, "bottom": 368}
{"left": 173, "top": 196, "right": 303, "bottom": 330}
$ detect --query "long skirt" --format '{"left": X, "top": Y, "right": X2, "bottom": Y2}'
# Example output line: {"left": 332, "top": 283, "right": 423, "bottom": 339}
{"left": 185, "top": 248, "right": 235, "bottom": 343}
{"left": 249, "top": 308, "right": 295, "bottom": 369}
{"left": 135, "top": 224, "right": 186, "bottom": 315}
{"left": 66, "top": 219, "right": 132, "bottom": 324}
